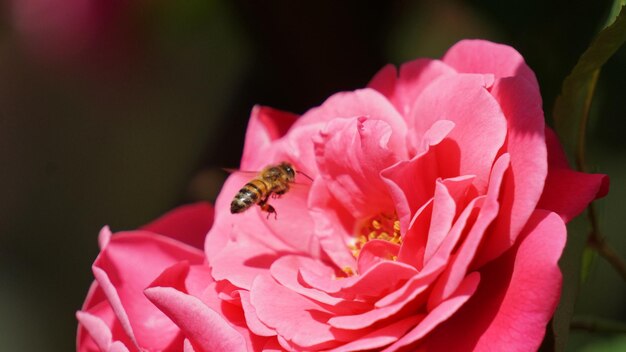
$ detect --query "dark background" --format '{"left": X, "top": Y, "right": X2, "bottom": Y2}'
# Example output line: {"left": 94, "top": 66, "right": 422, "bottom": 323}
{"left": 0, "top": 1, "right": 624, "bottom": 350}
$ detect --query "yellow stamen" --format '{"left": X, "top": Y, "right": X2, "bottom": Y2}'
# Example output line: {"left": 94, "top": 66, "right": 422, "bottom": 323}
{"left": 349, "top": 212, "right": 402, "bottom": 259}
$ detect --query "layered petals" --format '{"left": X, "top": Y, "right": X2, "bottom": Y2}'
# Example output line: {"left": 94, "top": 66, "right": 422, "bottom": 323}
{"left": 78, "top": 39, "right": 609, "bottom": 352}
{"left": 77, "top": 203, "right": 214, "bottom": 352}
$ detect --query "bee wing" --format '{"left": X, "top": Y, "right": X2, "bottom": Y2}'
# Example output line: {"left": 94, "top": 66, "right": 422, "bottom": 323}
{"left": 222, "top": 168, "right": 260, "bottom": 176}
{"left": 289, "top": 182, "right": 310, "bottom": 189}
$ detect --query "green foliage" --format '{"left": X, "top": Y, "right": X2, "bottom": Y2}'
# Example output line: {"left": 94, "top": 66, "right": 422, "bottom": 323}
{"left": 553, "top": 5, "right": 626, "bottom": 163}
{"left": 549, "top": 3, "right": 626, "bottom": 352}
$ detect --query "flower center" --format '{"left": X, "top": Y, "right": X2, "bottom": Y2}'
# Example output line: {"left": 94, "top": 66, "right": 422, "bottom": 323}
{"left": 349, "top": 212, "right": 402, "bottom": 259}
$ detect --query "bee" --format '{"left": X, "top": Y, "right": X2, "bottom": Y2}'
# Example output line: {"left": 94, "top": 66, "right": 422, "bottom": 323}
{"left": 230, "top": 162, "right": 310, "bottom": 219}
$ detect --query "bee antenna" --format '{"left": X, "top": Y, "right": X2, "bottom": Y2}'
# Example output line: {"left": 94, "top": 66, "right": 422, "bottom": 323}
{"left": 297, "top": 170, "right": 314, "bottom": 182}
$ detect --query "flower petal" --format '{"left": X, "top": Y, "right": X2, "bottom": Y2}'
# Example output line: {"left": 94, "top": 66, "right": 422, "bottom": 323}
{"left": 474, "top": 76, "right": 548, "bottom": 267}
{"left": 421, "top": 210, "right": 565, "bottom": 351}
{"left": 292, "top": 88, "right": 409, "bottom": 165}
{"left": 144, "top": 287, "right": 247, "bottom": 352}
{"left": 76, "top": 311, "right": 115, "bottom": 352}
{"left": 442, "top": 39, "right": 538, "bottom": 87}
{"left": 314, "top": 117, "right": 400, "bottom": 218}
{"left": 328, "top": 315, "right": 423, "bottom": 352}
{"left": 344, "top": 260, "right": 418, "bottom": 299}
{"left": 92, "top": 231, "right": 204, "bottom": 350}
{"left": 382, "top": 272, "right": 481, "bottom": 351}
{"left": 141, "top": 202, "right": 214, "bottom": 250}
{"left": 250, "top": 274, "right": 357, "bottom": 350}
{"left": 537, "top": 128, "right": 609, "bottom": 222}
{"left": 428, "top": 153, "right": 509, "bottom": 309}
{"left": 368, "top": 59, "right": 456, "bottom": 117}
{"left": 408, "top": 73, "right": 507, "bottom": 190}
{"left": 241, "top": 105, "right": 299, "bottom": 170}
{"left": 424, "top": 176, "right": 476, "bottom": 264}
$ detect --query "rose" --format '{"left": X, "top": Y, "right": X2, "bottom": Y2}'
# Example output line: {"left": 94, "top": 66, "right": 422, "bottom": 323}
{"left": 78, "top": 39, "right": 609, "bottom": 351}
{"left": 76, "top": 203, "right": 215, "bottom": 351}
{"left": 153, "top": 40, "right": 608, "bottom": 351}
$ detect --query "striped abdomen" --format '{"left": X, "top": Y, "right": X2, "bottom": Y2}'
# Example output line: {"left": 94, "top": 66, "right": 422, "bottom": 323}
{"left": 230, "top": 179, "right": 269, "bottom": 213}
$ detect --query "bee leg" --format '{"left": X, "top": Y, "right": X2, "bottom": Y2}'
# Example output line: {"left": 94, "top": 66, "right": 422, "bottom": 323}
{"left": 272, "top": 188, "right": 287, "bottom": 199}
{"left": 264, "top": 204, "right": 277, "bottom": 220}
{"left": 259, "top": 196, "right": 278, "bottom": 220}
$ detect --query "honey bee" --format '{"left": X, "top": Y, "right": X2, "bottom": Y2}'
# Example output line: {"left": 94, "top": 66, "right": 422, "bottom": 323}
{"left": 230, "top": 162, "right": 310, "bottom": 219}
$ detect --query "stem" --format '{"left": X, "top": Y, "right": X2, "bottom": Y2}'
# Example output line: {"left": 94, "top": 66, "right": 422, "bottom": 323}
{"left": 571, "top": 316, "right": 626, "bottom": 334}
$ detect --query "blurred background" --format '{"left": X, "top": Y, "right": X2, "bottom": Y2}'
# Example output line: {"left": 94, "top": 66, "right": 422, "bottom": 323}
{"left": 0, "top": 0, "right": 624, "bottom": 350}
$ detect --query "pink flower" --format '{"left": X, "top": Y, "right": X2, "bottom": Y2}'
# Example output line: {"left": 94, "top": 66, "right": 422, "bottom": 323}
{"left": 199, "top": 40, "right": 606, "bottom": 351}
{"left": 78, "top": 40, "right": 609, "bottom": 352}
{"left": 76, "top": 203, "right": 215, "bottom": 352}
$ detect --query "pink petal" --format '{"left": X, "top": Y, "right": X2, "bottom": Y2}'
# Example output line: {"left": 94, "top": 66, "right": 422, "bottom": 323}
{"left": 80, "top": 280, "right": 106, "bottom": 312}
{"left": 368, "top": 59, "right": 456, "bottom": 117}
{"left": 356, "top": 240, "right": 401, "bottom": 275}
{"left": 374, "top": 267, "right": 438, "bottom": 309}
{"left": 416, "top": 119, "right": 455, "bottom": 154}
{"left": 328, "top": 279, "right": 428, "bottom": 331}
{"left": 237, "top": 290, "right": 277, "bottom": 337}
{"left": 205, "top": 173, "right": 289, "bottom": 261}
{"left": 420, "top": 196, "right": 483, "bottom": 273}
{"left": 537, "top": 128, "right": 609, "bottom": 222}
{"left": 108, "top": 341, "right": 131, "bottom": 352}
{"left": 293, "top": 88, "right": 408, "bottom": 160}
{"left": 424, "top": 176, "right": 476, "bottom": 263}
{"left": 141, "top": 202, "right": 214, "bottom": 250}
{"left": 91, "top": 266, "right": 139, "bottom": 350}
{"left": 262, "top": 338, "right": 284, "bottom": 351}
{"left": 258, "top": 183, "right": 321, "bottom": 258}
{"left": 408, "top": 73, "right": 507, "bottom": 191}
{"left": 474, "top": 76, "right": 548, "bottom": 267}
{"left": 184, "top": 339, "right": 196, "bottom": 352}
{"left": 367, "top": 64, "right": 397, "bottom": 101}
{"left": 442, "top": 39, "right": 538, "bottom": 88}
{"left": 308, "top": 178, "right": 358, "bottom": 270}
{"left": 381, "top": 149, "right": 439, "bottom": 235}
{"left": 380, "top": 118, "right": 456, "bottom": 235}
{"left": 76, "top": 311, "right": 115, "bottom": 352}
{"left": 270, "top": 255, "right": 360, "bottom": 307}
{"left": 144, "top": 287, "right": 247, "bottom": 352}
{"left": 241, "top": 105, "right": 299, "bottom": 170}
{"left": 328, "top": 315, "right": 423, "bottom": 352}
{"left": 278, "top": 89, "right": 408, "bottom": 179}
{"left": 314, "top": 117, "right": 400, "bottom": 218}
{"left": 250, "top": 274, "right": 356, "bottom": 350}
{"left": 210, "top": 239, "right": 281, "bottom": 290}
{"left": 149, "top": 261, "right": 191, "bottom": 293}
{"left": 98, "top": 226, "right": 112, "bottom": 250}
{"left": 422, "top": 210, "right": 565, "bottom": 351}
{"left": 207, "top": 171, "right": 319, "bottom": 264}
{"left": 92, "top": 231, "right": 204, "bottom": 350}
{"left": 298, "top": 257, "right": 359, "bottom": 294}
{"left": 397, "top": 199, "right": 433, "bottom": 269}
{"left": 382, "top": 272, "right": 481, "bottom": 351}
{"left": 344, "top": 260, "right": 418, "bottom": 299}
{"left": 78, "top": 290, "right": 131, "bottom": 352}
{"left": 427, "top": 154, "right": 509, "bottom": 309}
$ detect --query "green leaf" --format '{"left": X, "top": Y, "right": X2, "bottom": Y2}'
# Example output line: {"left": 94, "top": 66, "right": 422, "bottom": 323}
{"left": 553, "top": 4, "right": 626, "bottom": 165}
{"left": 550, "top": 3, "right": 626, "bottom": 352}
